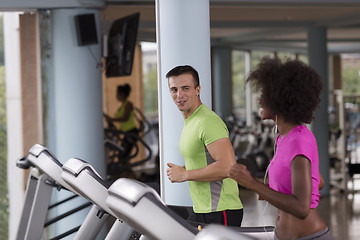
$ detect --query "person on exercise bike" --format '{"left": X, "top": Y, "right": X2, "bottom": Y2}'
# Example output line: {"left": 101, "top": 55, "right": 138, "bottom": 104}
{"left": 104, "top": 84, "right": 138, "bottom": 159}
{"left": 229, "top": 57, "right": 333, "bottom": 240}
{"left": 166, "top": 65, "right": 243, "bottom": 227}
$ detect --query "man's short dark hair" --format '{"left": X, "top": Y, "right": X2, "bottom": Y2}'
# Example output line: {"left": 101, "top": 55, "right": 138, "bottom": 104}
{"left": 166, "top": 65, "right": 200, "bottom": 87}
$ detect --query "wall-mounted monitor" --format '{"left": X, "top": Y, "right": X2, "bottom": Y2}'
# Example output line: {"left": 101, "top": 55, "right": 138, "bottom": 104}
{"left": 74, "top": 13, "right": 98, "bottom": 46}
{"left": 105, "top": 13, "right": 140, "bottom": 77}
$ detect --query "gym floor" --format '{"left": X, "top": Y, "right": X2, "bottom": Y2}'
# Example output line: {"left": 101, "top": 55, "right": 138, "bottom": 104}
{"left": 239, "top": 179, "right": 360, "bottom": 240}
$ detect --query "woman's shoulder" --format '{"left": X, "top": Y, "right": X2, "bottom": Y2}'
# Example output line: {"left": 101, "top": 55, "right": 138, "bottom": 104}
{"left": 125, "top": 100, "right": 134, "bottom": 109}
{"left": 283, "top": 125, "right": 315, "bottom": 146}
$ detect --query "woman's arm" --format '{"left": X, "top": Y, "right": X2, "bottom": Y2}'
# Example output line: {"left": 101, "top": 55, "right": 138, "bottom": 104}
{"left": 229, "top": 155, "right": 312, "bottom": 219}
{"left": 319, "top": 172, "right": 325, "bottom": 190}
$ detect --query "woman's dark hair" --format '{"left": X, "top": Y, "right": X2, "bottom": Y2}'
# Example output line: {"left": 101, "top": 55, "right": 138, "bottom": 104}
{"left": 117, "top": 84, "right": 131, "bottom": 98}
{"left": 247, "top": 57, "right": 322, "bottom": 124}
{"left": 166, "top": 65, "right": 200, "bottom": 87}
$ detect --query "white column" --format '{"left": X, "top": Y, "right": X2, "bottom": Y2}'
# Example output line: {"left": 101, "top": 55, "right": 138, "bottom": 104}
{"left": 50, "top": 8, "right": 104, "bottom": 237}
{"left": 156, "top": 0, "right": 212, "bottom": 206}
{"left": 4, "top": 12, "right": 24, "bottom": 240}
{"left": 51, "top": 8, "right": 104, "bottom": 173}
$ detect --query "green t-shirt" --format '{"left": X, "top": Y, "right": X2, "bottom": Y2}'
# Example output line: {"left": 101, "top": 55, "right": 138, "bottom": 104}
{"left": 179, "top": 104, "right": 243, "bottom": 213}
{"left": 115, "top": 100, "right": 137, "bottom": 132}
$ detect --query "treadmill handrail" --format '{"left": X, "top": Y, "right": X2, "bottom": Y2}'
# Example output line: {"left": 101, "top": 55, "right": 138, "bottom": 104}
{"left": 29, "top": 144, "right": 62, "bottom": 167}
{"left": 107, "top": 178, "right": 200, "bottom": 237}
{"left": 21, "top": 144, "right": 78, "bottom": 194}
{"left": 107, "top": 178, "right": 164, "bottom": 206}
{"left": 62, "top": 158, "right": 103, "bottom": 179}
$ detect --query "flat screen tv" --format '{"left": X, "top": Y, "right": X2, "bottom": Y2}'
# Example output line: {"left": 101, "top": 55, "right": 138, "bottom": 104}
{"left": 74, "top": 13, "right": 98, "bottom": 46}
{"left": 105, "top": 13, "right": 140, "bottom": 77}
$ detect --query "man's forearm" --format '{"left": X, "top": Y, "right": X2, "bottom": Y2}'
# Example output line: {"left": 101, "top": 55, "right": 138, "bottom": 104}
{"left": 186, "top": 161, "right": 230, "bottom": 182}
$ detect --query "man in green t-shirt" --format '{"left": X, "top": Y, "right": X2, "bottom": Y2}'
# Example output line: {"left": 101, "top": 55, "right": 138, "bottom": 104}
{"left": 166, "top": 65, "right": 243, "bottom": 226}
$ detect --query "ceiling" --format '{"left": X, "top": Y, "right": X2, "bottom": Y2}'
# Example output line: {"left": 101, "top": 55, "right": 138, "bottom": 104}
{"left": 3, "top": 0, "right": 360, "bottom": 54}
{"left": 103, "top": 0, "right": 360, "bottom": 54}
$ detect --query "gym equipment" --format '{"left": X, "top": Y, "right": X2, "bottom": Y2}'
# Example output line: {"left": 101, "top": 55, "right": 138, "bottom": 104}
{"left": 194, "top": 224, "right": 255, "bottom": 240}
{"left": 106, "top": 178, "right": 199, "bottom": 240}
{"left": 331, "top": 90, "right": 360, "bottom": 192}
{"left": 61, "top": 157, "right": 135, "bottom": 240}
{"left": 16, "top": 144, "right": 107, "bottom": 240}
{"left": 104, "top": 107, "right": 156, "bottom": 180}
{"left": 16, "top": 167, "right": 54, "bottom": 240}
{"left": 195, "top": 224, "right": 276, "bottom": 240}
{"left": 228, "top": 112, "right": 273, "bottom": 179}
{"left": 200, "top": 225, "right": 275, "bottom": 240}
{"left": 17, "top": 144, "right": 275, "bottom": 240}
{"left": 106, "top": 177, "right": 276, "bottom": 240}
{"left": 60, "top": 157, "right": 276, "bottom": 240}
{"left": 104, "top": 125, "right": 153, "bottom": 177}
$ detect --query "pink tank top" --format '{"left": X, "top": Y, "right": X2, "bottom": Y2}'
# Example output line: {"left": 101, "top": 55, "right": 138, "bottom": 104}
{"left": 269, "top": 125, "right": 320, "bottom": 208}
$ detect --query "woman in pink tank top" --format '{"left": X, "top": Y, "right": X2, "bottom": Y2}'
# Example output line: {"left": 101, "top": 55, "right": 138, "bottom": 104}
{"left": 229, "top": 57, "right": 333, "bottom": 240}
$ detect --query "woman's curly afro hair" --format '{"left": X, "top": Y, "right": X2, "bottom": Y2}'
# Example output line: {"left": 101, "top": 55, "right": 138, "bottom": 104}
{"left": 247, "top": 57, "right": 322, "bottom": 125}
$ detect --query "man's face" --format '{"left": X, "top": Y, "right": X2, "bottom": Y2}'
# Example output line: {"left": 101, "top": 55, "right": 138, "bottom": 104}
{"left": 168, "top": 73, "right": 200, "bottom": 116}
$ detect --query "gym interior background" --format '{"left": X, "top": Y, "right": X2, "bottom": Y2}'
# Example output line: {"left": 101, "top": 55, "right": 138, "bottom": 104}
{"left": 1, "top": 1, "right": 360, "bottom": 239}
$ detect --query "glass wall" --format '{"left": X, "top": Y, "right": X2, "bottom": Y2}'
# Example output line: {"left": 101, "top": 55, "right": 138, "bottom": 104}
{"left": 231, "top": 50, "right": 246, "bottom": 119}
{"left": 231, "top": 50, "right": 310, "bottom": 123}
{"left": 141, "top": 42, "right": 158, "bottom": 120}
{"left": 342, "top": 54, "right": 360, "bottom": 95}
{"left": 140, "top": 44, "right": 360, "bottom": 143}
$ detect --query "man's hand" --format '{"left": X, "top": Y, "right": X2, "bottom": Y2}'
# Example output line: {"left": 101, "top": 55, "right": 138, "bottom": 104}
{"left": 166, "top": 163, "right": 187, "bottom": 183}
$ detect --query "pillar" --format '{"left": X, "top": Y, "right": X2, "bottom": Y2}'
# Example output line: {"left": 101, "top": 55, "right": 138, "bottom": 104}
{"left": 156, "top": 0, "right": 212, "bottom": 206}
{"left": 212, "top": 47, "right": 232, "bottom": 119}
{"left": 43, "top": 8, "right": 104, "bottom": 237}
{"left": 308, "top": 26, "right": 330, "bottom": 196}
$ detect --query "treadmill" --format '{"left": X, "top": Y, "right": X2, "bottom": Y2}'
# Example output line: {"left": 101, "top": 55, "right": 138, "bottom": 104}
{"left": 106, "top": 178, "right": 275, "bottom": 240}
{"left": 16, "top": 144, "right": 109, "bottom": 240}
{"left": 61, "top": 157, "right": 135, "bottom": 240}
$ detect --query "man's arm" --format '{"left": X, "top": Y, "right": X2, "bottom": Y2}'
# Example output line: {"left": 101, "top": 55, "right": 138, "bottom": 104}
{"left": 167, "top": 138, "right": 236, "bottom": 182}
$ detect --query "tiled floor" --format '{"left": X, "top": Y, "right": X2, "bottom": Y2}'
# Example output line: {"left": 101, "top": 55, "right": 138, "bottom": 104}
{"left": 239, "top": 179, "right": 360, "bottom": 240}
